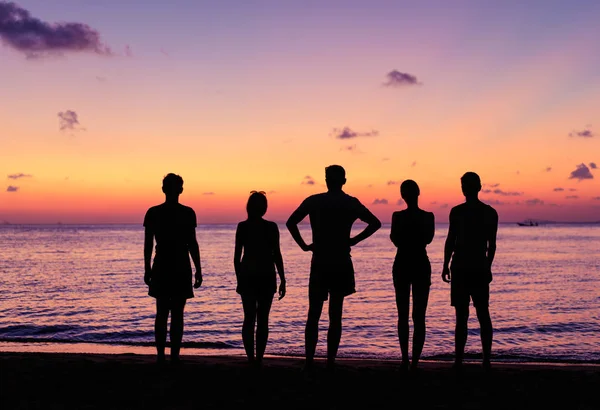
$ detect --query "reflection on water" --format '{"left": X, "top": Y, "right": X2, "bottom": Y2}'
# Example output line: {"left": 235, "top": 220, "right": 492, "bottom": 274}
{"left": 0, "top": 224, "right": 599, "bottom": 362}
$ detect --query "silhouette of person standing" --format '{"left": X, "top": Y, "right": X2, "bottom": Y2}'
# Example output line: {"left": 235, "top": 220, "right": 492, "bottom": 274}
{"left": 287, "top": 165, "right": 381, "bottom": 370}
{"left": 442, "top": 172, "right": 498, "bottom": 370}
{"left": 143, "top": 173, "right": 202, "bottom": 364}
{"left": 390, "top": 180, "right": 434, "bottom": 371}
{"left": 234, "top": 191, "right": 286, "bottom": 366}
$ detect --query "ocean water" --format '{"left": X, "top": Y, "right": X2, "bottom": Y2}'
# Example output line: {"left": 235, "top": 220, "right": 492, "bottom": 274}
{"left": 1, "top": 223, "right": 599, "bottom": 362}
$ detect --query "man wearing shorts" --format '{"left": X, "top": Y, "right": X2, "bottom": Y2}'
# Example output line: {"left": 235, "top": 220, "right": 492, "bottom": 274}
{"left": 287, "top": 165, "right": 381, "bottom": 370}
{"left": 442, "top": 172, "right": 498, "bottom": 370}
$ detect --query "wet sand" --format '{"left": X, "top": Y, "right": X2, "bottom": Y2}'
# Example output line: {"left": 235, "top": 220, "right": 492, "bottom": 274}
{"left": 1, "top": 352, "right": 599, "bottom": 409}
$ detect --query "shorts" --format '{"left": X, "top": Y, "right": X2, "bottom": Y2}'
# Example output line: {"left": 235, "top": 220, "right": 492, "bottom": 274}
{"left": 148, "top": 263, "right": 194, "bottom": 300}
{"left": 450, "top": 278, "right": 490, "bottom": 308}
{"left": 308, "top": 254, "right": 356, "bottom": 302}
{"left": 236, "top": 273, "right": 277, "bottom": 299}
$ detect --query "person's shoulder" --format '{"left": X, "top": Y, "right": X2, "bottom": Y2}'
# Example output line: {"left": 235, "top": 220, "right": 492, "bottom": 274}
{"left": 265, "top": 220, "right": 280, "bottom": 233}
{"left": 344, "top": 192, "right": 366, "bottom": 207}
{"left": 483, "top": 203, "right": 498, "bottom": 218}
{"left": 178, "top": 203, "right": 195, "bottom": 213}
{"left": 146, "top": 204, "right": 162, "bottom": 213}
{"left": 143, "top": 205, "right": 161, "bottom": 226}
{"left": 144, "top": 204, "right": 162, "bottom": 218}
{"left": 309, "top": 192, "right": 327, "bottom": 201}
{"left": 450, "top": 203, "right": 464, "bottom": 213}
{"left": 423, "top": 209, "right": 435, "bottom": 219}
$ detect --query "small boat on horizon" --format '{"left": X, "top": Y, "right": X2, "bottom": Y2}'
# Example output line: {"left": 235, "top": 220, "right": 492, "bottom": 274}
{"left": 517, "top": 219, "right": 538, "bottom": 226}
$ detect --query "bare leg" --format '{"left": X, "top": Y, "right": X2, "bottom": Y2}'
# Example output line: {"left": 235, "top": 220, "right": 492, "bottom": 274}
{"left": 411, "top": 283, "right": 430, "bottom": 369}
{"left": 475, "top": 305, "right": 493, "bottom": 369}
{"left": 169, "top": 299, "right": 186, "bottom": 362}
{"left": 241, "top": 295, "right": 257, "bottom": 363}
{"left": 155, "top": 299, "right": 170, "bottom": 363}
{"left": 305, "top": 298, "right": 324, "bottom": 368}
{"left": 394, "top": 281, "right": 410, "bottom": 369}
{"left": 327, "top": 294, "right": 345, "bottom": 368}
{"left": 256, "top": 295, "right": 274, "bottom": 363}
{"left": 454, "top": 305, "right": 469, "bottom": 367}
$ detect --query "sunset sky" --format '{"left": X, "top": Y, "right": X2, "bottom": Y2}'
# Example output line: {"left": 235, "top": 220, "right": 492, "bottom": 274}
{"left": 1, "top": 0, "right": 599, "bottom": 224}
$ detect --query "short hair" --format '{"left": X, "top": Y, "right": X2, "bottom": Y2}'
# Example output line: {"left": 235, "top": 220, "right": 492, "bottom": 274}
{"left": 400, "top": 179, "right": 420, "bottom": 199}
{"left": 461, "top": 172, "right": 482, "bottom": 194}
{"left": 162, "top": 173, "right": 184, "bottom": 194}
{"left": 325, "top": 165, "right": 346, "bottom": 181}
{"left": 461, "top": 172, "right": 481, "bottom": 187}
{"left": 246, "top": 192, "right": 268, "bottom": 218}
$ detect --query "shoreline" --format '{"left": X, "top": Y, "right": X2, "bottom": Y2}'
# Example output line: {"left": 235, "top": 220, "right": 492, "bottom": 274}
{"left": 2, "top": 341, "right": 599, "bottom": 366}
{"left": 2, "top": 352, "right": 599, "bottom": 409}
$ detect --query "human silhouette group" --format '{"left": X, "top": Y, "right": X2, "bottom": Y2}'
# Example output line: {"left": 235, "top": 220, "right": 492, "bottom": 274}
{"left": 143, "top": 165, "right": 498, "bottom": 372}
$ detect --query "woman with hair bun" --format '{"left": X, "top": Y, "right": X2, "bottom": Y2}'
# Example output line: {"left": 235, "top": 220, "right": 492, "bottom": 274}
{"left": 390, "top": 180, "right": 435, "bottom": 371}
{"left": 234, "top": 191, "right": 286, "bottom": 366}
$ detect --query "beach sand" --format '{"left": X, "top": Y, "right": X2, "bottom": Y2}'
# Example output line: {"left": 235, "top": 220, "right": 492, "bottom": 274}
{"left": 1, "top": 352, "right": 599, "bottom": 409}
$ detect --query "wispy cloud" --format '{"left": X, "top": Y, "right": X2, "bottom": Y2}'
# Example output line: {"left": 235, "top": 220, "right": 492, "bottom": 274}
{"left": 525, "top": 198, "right": 544, "bottom": 206}
{"left": 96, "top": 76, "right": 107, "bottom": 82}
{"left": 568, "top": 163, "right": 594, "bottom": 181}
{"left": 58, "top": 110, "right": 84, "bottom": 132}
{"left": 592, "top": 197, "right": 600, "bottom": 200}
{"left": 566, "top": 195, "right": 579, "bottom": 199}
{"left": 383, "top": 70, "right": 422, "bottom": 87}
{"left": 482, "top": 199, "right": 508, "bottom": 206}
{"left": 331, "top": 127, "right": 379, "bottom": 140}
{"left": 590, "top": 162, "right": 597, "bottom": 169}
{"left": 6, "top": 185, "right": 19, "bottom": 192}
{"left": 341, "top": 144, "right": 359, "bottom": 153}
{"left": 202, "top": 192, "right": 215, "bottom": 196}
{"left": 7, "top": 173, "right": 32, "bottom": 180}
{"left": 569, "top": 128, "right": 595, "bottom": 138}
{"left": 124, "top": 44, "right": 133, "bottom": 57}
{"left": 302, "top": 176, "right": 315, "bottom": 185}
{"left": 387, "top": 180, "right": 400, "bottom": 186}
{"left": 382, "top": 157, "right": 390, "bottom": 162}
{"left": 545, "top": 167, "right": 552, "bottom": 172}
{"left": 411, "top": 161, "right": 417, "bottom": 167}
{"left": 483, "top": 183, "right": 500, "bottom": 188}
{"left": 372, "top": 198, "right": 388, "bottom": 205}
{"left": 484, "top": 188, "right": 523, "bottom": 196}
{"left": 0, "top": 2, "right": 114, "bottom": 58}
{"left": 569, "top": 188, "right": 577, "bottom": 192}
{"left": 440, "top": 203, "right": 449, "bottom": 209}
{"left": 553, "top": 187, "right": 564, "bottom": 192}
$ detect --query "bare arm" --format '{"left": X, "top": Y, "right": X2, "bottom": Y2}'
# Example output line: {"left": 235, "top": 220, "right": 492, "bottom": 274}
{"left": 424, "top": 212, "right": 435, "bottom": 245}
{"left": 442, "top": 210, "right": 456, "bottom": 282}
{"left": 286, "top": 201, "right": 311, "bottom": 251}
{"left": 144, "top": 228, "right": 154, "bottom": 285}
{"left": 390, "top": 212, "right": 401, "bottom": 247}
{"left": 487, "top": 209, "right": 499, "bottom": 271}
{"left": 273, "top": 225, "right": 286, "bottom": 300}
{"left": 233, "top": 223, "right": 243, "bottom": 278}
{"left": 350, "top": 205, "right": 382, "bottom": 246}
{"left": 188, "top": 228, "right": 202, "bottom": 287}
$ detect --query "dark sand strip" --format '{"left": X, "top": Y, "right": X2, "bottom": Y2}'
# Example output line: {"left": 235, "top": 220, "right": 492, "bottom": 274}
{"left": 2, "top": 352, "right": 599, "bottom": 409}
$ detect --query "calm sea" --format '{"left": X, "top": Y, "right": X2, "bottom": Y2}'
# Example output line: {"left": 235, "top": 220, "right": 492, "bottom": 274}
{"left": 1, "top": 223, "right": 599, "bottom": 363}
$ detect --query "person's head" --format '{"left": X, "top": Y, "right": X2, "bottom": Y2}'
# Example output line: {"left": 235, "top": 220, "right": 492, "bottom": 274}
{"left": 246, "top": 191, "right": 268, "bottom": 219}
{"left": 400, "top": 179, "right": 420, "bottom": 204}
{"left": 461, "top": 172, "right": 481, "bottom": 197}
{"left": 325, "top": 165, "right": 346, "bottom": 190}
{"left": 162, "top": 173, "right": 184, "bottom": 198}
